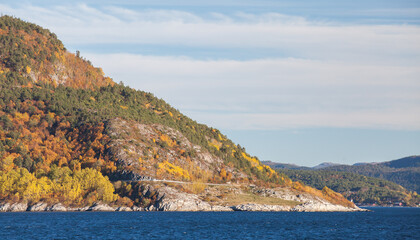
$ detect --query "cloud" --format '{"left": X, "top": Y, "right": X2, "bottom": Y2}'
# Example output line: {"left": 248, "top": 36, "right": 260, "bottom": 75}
{"left": 2, "top": 3, "right": 420, "bottom": 130}
{"left": 187, "top": 111, "right": 420, "bottom": 130}
{"left": 2, "top": 4, "right": 420, "bottom": 64}
{"left": 84, "top": 53, "right": 420, "bottom": 130}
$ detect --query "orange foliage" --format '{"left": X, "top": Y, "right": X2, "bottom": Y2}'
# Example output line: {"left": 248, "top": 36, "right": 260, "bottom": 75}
{"left": 0, "top": 100, "right": 114, "bottom": 176}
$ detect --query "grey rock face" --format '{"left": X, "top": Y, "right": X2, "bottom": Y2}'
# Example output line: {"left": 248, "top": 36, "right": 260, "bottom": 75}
{"left": 47, "top": 203, "right": 67, "bottom": 212}
{"left": 143, "top": 185, "right": 212, "bottom": 211}
{"left": 115, "top": 206, "right": 133, "bottom": 211}
{"left": 291, "top": 201, "right": 362, "bottom": 212}
{"left": 131, "top": 206, "right": 143, "bottom": 212}
{"left": 211, "top": 205, "right": 234, "bottom": 211}
{"left": 156, "top": 187, "right": 212, "bottom": 211}
{"left": 232, "top": 203, "right": 290, "bottom": 212}
{"left": 88, "top": 203, "right": 116, "bottom": 211}
{"left": 28, "top": 202, "right": 48, "bottom": 211}
{"left": 9, "top": 202, "right": 28, "bottom": 212}
{"left": 0, "top": 203, "right": 11, "bottom": 212}
{"left": 131, "top": 206, "right": 143, "bottom": 211}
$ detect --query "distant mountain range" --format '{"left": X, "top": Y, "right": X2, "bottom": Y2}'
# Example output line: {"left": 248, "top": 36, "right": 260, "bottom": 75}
{"left": 324, "top": 156, "right": 420, "bottom": 194}
{"left": 262, "top": 161, "right": 345, "bottom": 170}
{"left": 264, "top": 156, "right": 420, "bottom": 206}
{"left": 263, "top": 156, "right": 420, "bottom": 193}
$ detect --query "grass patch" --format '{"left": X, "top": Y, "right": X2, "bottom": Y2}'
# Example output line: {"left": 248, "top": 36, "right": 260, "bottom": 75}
{"left": 222, "top": 193, "right": 300, "bottom": 207}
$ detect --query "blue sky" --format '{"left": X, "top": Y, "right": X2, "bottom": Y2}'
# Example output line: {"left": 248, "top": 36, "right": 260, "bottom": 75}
{"left": 1, "top": 1, "right": 419, "bottom": 166}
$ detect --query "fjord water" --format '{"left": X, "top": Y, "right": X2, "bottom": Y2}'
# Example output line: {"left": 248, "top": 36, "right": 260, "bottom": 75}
{"left": 0, "top": 208, "right": 419, "bottom": 239}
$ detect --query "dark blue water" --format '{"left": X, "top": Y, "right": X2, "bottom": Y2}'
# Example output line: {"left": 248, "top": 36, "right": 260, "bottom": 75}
{"left": 0, "top": 207, "right": 419, "bottom": 239}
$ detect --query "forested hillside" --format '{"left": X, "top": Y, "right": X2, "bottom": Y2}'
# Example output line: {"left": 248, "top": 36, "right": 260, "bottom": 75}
{"left": 0, "top": 16, "right": 355, "bottom": 209}
{"left": 276, "top": 169, "right": 419, "bottom": 206}
{"left": 324, "top": 156, "right": 420, "bottom": 193}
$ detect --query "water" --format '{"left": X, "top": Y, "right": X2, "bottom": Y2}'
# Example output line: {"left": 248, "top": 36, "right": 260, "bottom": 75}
{"left": 0, "top": 207, "right": 419, "bottom": 239}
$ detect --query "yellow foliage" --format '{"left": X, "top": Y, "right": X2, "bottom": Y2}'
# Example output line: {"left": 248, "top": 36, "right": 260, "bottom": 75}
{"left": 321, "top": 186, "right": 354, "bottom": 208}
{"left": 208, "top": 139, "right": 222, "bottom": 151}
{"left": 157, "top": 161, "right": 190, "bottom": 180}
{"left": 187, "top": 182, "right": 206, "bottom": 194}
{"left": 0, "top": 166, "right": 116, "bottom": 204}
{"left": 292, "top": 182, "right": 354, "bottom": 208}
{"left": 0, "top": 168, "right": 52, "bottom": 202}
{"left": 26, "top": 66, "right": 31, "bottom": 74}
{"left": 120, "top": 105, "right": 128, "bottom": 110}
{"left": 218, "top": 134, "right": 223, "bottom": 141}
{"left": 73, "top": 168, "right": 118, "bottom": 203}
{"left": 242, "top": 152, "right": 263, "bottom": 171}
{"left": 14, "top": 112, "right": 30, "bottom": 123}
{"left": 23, "top": 176, "right": 53, "bottom": 202}
{"left": 0, "top": 153, "right": 19, "bottom": 171}
{"left": 48, "top": 112, "right": 55, "bottom": 119}
{"left": 220, "top": 168, "right": 227, "bottom": 179}
{"left": 159, "top": 134, "right": 176, "bottom": 147}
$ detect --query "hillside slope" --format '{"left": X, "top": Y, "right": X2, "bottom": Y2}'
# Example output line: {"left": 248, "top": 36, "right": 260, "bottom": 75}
{"left": 276, "top": 169, "right": 419, "bottom": 206}
{"left": 325, "top": 156, "right": 420, "bottom": 193}
{"left": 0, "top": 16, "right": 357, "bottom": 211}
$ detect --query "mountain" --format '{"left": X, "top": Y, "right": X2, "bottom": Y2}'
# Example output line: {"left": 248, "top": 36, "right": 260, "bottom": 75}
{"left": 276, "top": 168, "right": 419, "bottom": 206}
{"left": 0, "top": 16, "right": 357, "bottom": 211}
{"left": 381, "top": 156, "right": 420, "bottom": 168}
{"left": 262, "top": 161, "right": 342, "bottom": 170}
{"left": 261, "top": 161, "right": 310, "bottom": 170}
{"left": 312, "top": 162, "right": 342, "bottom": 169}
{"left": 324, "top": 156, "right": 420, "bottom": 193}
{"left": 352, "top": 162, "right": 370, "bottom": 166}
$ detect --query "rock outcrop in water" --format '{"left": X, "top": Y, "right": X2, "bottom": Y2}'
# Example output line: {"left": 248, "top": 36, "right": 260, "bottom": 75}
{"left": 28, "top": 202, "right": 48, "bottom": 212}
{"left": 0, "top": 202, "right": 28, "bottom": 212}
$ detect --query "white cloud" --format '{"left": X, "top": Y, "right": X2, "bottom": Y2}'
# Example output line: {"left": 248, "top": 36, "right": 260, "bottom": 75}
{"left": 186, "top": 110, "right": 420, "bottom": 130}
{"left": 2, "top": 3, "right": 420, "bottom": 130}
{"left": 85, "top": 54, "right": 420, "bottom": 130}
{"left": 2, "top": 4, "right": 420, "bottom": 64}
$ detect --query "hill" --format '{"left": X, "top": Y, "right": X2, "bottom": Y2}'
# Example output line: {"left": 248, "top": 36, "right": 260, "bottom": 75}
{"left": 261, "top": 161, "right": 310, "bottom": 170}
{"left": 0, "top": 16, "right": 357, "bottom": 211}
{"left": 325, "top": 156, "right": 420, "bottom": 193}
{"left": 312, "top": 162, "right": 341, "bottom": 169}
{"left": 276, "top": 169, "right": 419, "bottom": 206}
{"left": 261, "top": 161, "right": 343, "bottom": 170}
{"left": 381, "top": 156, "right": 420, "bottom": 168}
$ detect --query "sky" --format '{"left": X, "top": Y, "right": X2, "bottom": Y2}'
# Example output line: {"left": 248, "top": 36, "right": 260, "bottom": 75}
{"left": 1, "top": 0, "right": 419, "bottom": 166}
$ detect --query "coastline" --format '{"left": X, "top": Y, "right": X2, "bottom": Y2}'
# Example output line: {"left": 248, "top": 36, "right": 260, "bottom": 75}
{"left": 0, "top": 201, "right": 367, "bottom": 213}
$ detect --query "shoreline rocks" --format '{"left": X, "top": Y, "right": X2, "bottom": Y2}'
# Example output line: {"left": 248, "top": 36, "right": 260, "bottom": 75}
{"left": 10, "top": 203, "right": 28, "bottom": 212}
{"left": 46, "top": 203, "right": 68, "bottom": 212}
{"left": 0, "top": 200, "right": 367, "bottom": 212}
{"left": 232, "top": 204, "right": 291, "bottom": 212}
{"left": 88, "top": 203, "right": 116, "bottom": 212}
{"left": 0, "top": 184, "right": 367, "bottom": 213}
{"left": 116, "top": 206, "right": 133, "bottom": 211}
{"left": 28, "top": 202, "right": 48, "bottom": 212}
